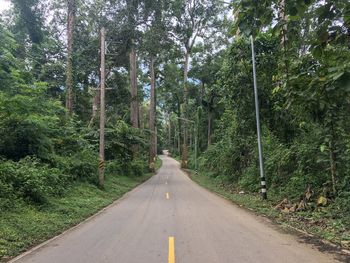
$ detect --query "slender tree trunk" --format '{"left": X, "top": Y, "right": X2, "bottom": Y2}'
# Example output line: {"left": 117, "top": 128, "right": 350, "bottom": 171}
{"left": 329, "top": 139, "right": 337, "bottom": 194}
{"left": 65, "top": 0, "right": 75, "bottom": 114}
{"left": 168, "top": 119, "right": 171, "bottom": 149}
{"left": 189, "top": 128, "right": 192, "bottom": 149}
{"left": 329, "top": 116, "right": 337, "bottom": 194}
{"left": 207, "top": 109, "right": 212, "bottom": 147}
{"left": 176, "top": 95, "right": 182, "bottom": 156}
{"left": 174, "top": 124, "right": 177, "bottom": 154}
{"left": 130, "top": 46, "right": 138, "bottom": 128}
{"left": 149, "top": 57, "right": 156, "bottom": 171}
{"left": 99, "top": 27, "right": 106, "bottom": 188}
{"left": 182, "top": 51, "right": 190, "bottom": 168}
{"left": 155, "top": 127, "right": 158, "bottom": 156}
{"left": 178, "top": 129, "right": 181, "bottom": 155}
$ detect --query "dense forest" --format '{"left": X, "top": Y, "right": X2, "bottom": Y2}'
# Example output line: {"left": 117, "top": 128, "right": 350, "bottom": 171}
{"left": 0, "top": 0, "right": 350, "bottom": 259}
{"left": 177, "top": 0, "right": 350, "bottom": 201}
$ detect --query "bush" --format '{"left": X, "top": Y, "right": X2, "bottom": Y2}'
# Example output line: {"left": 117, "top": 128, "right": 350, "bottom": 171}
{"left": 105, "top": 161, "right": 123, "bottom": 175}
{"left": 0, "top": 176, "right": 16, "bottom": 210}
{"left": 130, "top": 159, "right": 146, "bottom": 176}
{"left": 52, "top": 149, "right": 98, "bottom": 184}
{"left": 0, "top": 92, "right": 64, "bottom": 161}
{"left": 0, "top": 157, "right": 67, "bottom": 206}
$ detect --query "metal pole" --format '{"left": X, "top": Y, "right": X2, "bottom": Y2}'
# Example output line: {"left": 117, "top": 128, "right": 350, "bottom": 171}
{"left": 98, "top": 27, "right": 106, "bottom": 188}
{"left": 250, "top": 35, "right": 267, "bottom": 200}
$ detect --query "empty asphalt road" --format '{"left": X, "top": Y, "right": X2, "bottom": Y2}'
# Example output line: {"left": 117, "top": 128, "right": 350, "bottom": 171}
{"left": 12, "top": 155, "right": 343, "bottom": 263}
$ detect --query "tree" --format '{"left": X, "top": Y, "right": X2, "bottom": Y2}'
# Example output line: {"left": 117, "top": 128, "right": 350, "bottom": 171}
{"left": 65, "top": 0, "right": 75, "bottom": 114}
{"left": 142, "top": 0, "right": 172, "bottom": 169}
{"left": 169, "top": 0, "right": 226, "bottom": 168}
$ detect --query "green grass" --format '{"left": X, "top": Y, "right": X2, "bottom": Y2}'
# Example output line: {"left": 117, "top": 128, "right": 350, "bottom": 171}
{"left": 0, "top": 172, "right": 155, "bottom": 262}
{"left": 188, "top": 169, "right": 350, "bottom": 248}
{"left": 155, "top": 156, "right": 162, "bottom": 170}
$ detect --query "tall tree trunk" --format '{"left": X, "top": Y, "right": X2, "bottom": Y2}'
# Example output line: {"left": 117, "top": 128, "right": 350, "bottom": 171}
{"left": 130, "top": 46, "right": 139, "bottom": 128}
{"left": 149, "top": 57, "right": 156, "bottom": 171}
{"left": 130, "top": 45, "right": 139, "bottom": 157}
{"left": 182, "top": 51, "right": 190, "bottom": 168}
{"left": 65, "top": 0, "right": 75, "bottom": 114}
{"left": 207, "top": 109, "right": 212, "bottom": 147}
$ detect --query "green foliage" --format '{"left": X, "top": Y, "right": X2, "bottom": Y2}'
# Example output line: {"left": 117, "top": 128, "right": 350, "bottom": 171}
{"left": 52, "top": 150, "right": 98, "bottom": 184}
{"left": 197, "top": 16, "right": 350, "bottom": 204}
{"left": 0, "top": 90, "right": 64, "bottom": 161}
{"left": 0, "top": 157, "right": 67, "bottom": 207}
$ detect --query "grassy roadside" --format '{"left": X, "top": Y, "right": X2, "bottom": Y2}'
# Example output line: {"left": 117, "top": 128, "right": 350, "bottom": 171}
{"left": 0, "top": 158, "right": 162, "bottom": 262}
{"left": 187, "top": 169, "right": 350, "bottom": 251}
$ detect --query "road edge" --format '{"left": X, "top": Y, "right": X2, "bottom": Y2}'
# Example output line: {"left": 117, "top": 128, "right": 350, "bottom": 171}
{"left": 178, "top": 165, "right": 350, "bottom": 260}
{"left": 7, "top": 167, "right": 162, "bottom": 263}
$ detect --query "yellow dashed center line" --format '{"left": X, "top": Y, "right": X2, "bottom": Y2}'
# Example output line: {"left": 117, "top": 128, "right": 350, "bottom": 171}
{"left": 168, "top": 236, "right": 175, "bottom": 263}
{"left": 166, "top": 192, "right": 170, "bottom": 199}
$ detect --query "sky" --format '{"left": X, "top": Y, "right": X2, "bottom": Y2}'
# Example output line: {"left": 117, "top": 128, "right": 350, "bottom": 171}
{"left": 0, "top": 0, "right": 11, "bottom": 13}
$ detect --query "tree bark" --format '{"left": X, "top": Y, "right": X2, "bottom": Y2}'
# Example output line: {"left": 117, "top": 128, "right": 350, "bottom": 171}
{"left": 149, "top": 57, "right": 156, "bottom": 171}
{"left": 182, "top": 51, "right": 190, "bottom": 168}
{"left": 130, "top": 45, "right": 139, "bottom": 157}
{"left": 130, "top": 46, "right": 139, "bottom": 128}
{"left": 65, "top": 0, "right": 75, "bottom": 114}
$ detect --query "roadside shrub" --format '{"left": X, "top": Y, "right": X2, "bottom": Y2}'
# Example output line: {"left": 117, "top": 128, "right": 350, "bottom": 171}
{"left": 53, "top": 149, "right": 98, "bottom": 184}
{"left": 0, "top": 157, "right": 67, "bottom": 205}
{"left": 105, "top": 159, "right": 146, "bottom": 177}
{"left": 130, "top": 159, "right": 146, "bottom": 177}
{"left": 238, "top": 165, "right": 260, "bottom": 192}
{"left": 0, "top": 176, "right": 16, "bottom": 210}
{"left": 0, "top": 92, "right": 64, "bottom": 161}
{"left": 105, "top": 161, "right": 123, "bottom": 175}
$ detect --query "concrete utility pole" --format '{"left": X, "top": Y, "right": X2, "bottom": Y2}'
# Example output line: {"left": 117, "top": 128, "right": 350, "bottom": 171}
{"left": 250, "top": 35, "right": 267, "bottom": 200}
{"left": 99, "top": 27, "right": 106, "bottom": 188}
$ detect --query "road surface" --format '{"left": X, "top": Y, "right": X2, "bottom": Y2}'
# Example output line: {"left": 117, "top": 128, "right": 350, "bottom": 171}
{"left": 12, "top": 155, "right": 343, "bottom": 263}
